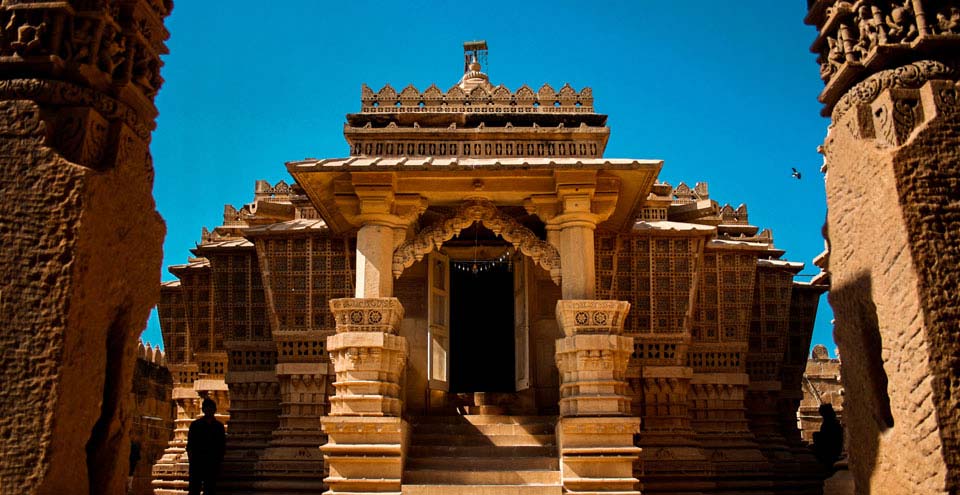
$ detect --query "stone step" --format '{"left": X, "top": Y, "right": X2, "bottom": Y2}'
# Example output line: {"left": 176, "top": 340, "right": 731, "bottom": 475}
{"left": 410, "top": 415, "right": 557, "bottom": 426}
{"left": 406, "top": 455, "right": 559, "bottom": 471}
{"left": 408, "top": 444, "right": 557, "bottom": 458}
{"left": 411, "top": 432, "right": 556, "bottom": 447}
{"left": 411, "top": 422, "right": 556, "bottom": 435}
{"left": 402, "top": 484, "right": 562, "bottom": 495}
{"left": 403, "top": 468, "right": 561, "bottom": 485}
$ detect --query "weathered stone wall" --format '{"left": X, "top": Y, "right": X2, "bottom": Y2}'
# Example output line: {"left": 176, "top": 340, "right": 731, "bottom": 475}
{"left": 0, "top": 2, "right": 171, "bottom": 492}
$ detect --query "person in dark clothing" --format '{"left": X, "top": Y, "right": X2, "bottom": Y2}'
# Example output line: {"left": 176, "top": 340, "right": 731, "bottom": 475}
{"left": 812, "top": 403, "right": 843, "bottom": 473}
{"left": 187, "top": 398, "right": 226, "bottom": 495}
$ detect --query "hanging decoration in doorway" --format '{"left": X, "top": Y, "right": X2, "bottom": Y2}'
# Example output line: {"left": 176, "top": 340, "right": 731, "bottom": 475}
{"left": 452, "top": 220, "right": 513, "bottom": 274}
{"left": 452, "top": 247, "right": 514, "bottom": 274}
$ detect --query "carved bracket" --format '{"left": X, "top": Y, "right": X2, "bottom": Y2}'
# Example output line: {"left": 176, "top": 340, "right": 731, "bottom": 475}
{"left": 392, "top": 198, "right": 561, "bottom": 283}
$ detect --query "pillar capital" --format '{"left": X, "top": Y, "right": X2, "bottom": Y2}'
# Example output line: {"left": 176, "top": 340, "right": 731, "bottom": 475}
{"left": 554, "top": 299, "right": 633, "bottom": 417}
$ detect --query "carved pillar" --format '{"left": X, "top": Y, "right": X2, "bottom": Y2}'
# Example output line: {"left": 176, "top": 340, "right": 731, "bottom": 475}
{"left": 555, "top": 299, "right": 641, "bottom": 494}
{"left": 807, "top": 2, "right": 960, "bottom": 490}
{"left": 0, "top": 2, "right": 172, "bottom": 493}
{"left": 321, "top": 298, "right": 409, "bottom": 494}
{"left": 775, "top": 283, "right": 829, "bottom": 494}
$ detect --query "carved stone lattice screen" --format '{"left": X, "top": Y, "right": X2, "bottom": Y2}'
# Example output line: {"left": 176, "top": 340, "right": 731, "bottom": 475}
{"left": 747, "top": 268, "right": 794, "bottom": 381}
{"left": 213, "top": 251, "right": 270, "bottom": 342}
{"left": 260, "top": 235, "right": 356, "bottom": 334}
{"left": 158, "top": 283, "right": 189, "bottom": 365}
{"left": 689, "top": 251, "right": 756, "bottom": 372}
{"left": 178, "top": 266, "right": 217, "bottom": 355}
{"left": 595, "top": 233, "right": 701, "bottom": 364}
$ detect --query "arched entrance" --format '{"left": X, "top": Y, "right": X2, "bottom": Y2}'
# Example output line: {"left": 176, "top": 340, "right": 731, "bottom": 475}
{"left": 393, "top": 199, "right": 561, "bottom": 413}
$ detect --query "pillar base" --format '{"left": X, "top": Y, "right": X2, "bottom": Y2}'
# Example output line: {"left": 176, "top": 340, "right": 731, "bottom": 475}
{"left": 558, "top": 417, "right": 642, "bottom": 494}
{"left": 320, "top": 416, "right": 408, "bottom": 494}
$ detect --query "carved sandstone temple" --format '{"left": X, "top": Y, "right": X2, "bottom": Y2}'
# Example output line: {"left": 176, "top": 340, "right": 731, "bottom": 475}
{"left": 806, "top": 1, "right": 960, "bottom": 493}
{"left": 156, "top": 43, "right": 827, "bottom": 494}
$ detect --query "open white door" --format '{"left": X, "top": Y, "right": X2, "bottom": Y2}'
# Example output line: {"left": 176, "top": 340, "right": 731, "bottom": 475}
{"left": 427, "top": 251, "right": 450, "bottom": 391}
{"left": 514, "top": 254, "right": 530, "bottom": 391}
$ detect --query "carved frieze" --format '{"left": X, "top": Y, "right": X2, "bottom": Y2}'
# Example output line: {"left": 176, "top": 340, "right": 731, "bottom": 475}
{"left": 807, "top": 1, "right": 960, "bottom": 113}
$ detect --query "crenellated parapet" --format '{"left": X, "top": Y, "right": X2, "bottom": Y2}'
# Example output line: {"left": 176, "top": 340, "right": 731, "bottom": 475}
{"left": 360, "top": 82, "right": 595, "bottom": 113}
{"left": 806, "top": 0, "right": 960, "bottom": 115}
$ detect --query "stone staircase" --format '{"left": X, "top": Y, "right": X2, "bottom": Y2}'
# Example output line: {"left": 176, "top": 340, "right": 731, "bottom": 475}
{"left": 403, "top": 415, "right": 561, "bottom": 495}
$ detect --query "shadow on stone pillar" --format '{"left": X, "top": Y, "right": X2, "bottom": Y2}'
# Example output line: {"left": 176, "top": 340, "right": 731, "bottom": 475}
{"left": 321, "top": 297, "right": 409, "bottom": 494}
{"left": 555, "top": 299, "right": 642, "bottom": 494}
{"left": 0, "top": 2, "right": 173, "bottom": 494}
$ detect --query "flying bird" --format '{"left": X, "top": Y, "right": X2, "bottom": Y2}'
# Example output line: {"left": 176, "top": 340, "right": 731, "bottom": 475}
{"left": 791, "top": 167, "right": 802, "bottom": 180}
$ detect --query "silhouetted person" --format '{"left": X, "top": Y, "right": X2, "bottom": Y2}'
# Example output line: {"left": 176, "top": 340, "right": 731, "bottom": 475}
{"left": 187, "top": 398, "right": 225, "bottom": 495}
{"left": 813, "top": 403, "right": 843, "bottom": 473}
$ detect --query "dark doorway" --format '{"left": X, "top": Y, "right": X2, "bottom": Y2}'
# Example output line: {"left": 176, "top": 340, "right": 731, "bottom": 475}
{"left": 449, "top": 262, "right": 515, "bottom": 392}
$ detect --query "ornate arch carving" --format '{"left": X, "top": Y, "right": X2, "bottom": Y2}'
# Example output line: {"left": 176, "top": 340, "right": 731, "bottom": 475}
{"left": 392, "top": 198, "right": 561, "bottom": 283}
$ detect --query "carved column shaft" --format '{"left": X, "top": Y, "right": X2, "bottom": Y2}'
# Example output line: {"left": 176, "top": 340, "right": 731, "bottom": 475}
{"left": 254, "top": 363, "right": 329, "bottom": 493}
{"left": 355, "top": 223, "right": 397, "bottom": 298}
{"left": 557, "top": 220, "right": 597, "bottom": 299}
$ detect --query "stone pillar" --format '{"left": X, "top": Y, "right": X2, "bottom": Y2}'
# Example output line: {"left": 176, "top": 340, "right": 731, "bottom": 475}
{"left": 0, "top": 2, "right": 172, "bottom": 494}
{"left": 355, "top": 223, "right": 397, "bottom": 298}
{"left": 557, "top": 216, "right": 598, "bottom": 300}
{"left": 555, "top": 299, "right": 641, "bottom": 494}
{"left": 220, "top": 374, "right": 280, "bottom": 493}
{"left": 321, "top": 298, "right": 409, "bottom": 494}
{"left": 806, "top": 3, "right": 960, "bottom": 491}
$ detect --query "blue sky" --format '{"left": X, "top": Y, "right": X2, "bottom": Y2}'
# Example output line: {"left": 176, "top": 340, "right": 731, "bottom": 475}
{"left": 142, "top": 1, "right": 836, "bottom": 355}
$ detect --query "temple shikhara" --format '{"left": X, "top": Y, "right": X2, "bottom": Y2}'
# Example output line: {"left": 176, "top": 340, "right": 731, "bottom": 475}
{"left": 149, "top": 42, "right": 828, "bottom": 495}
